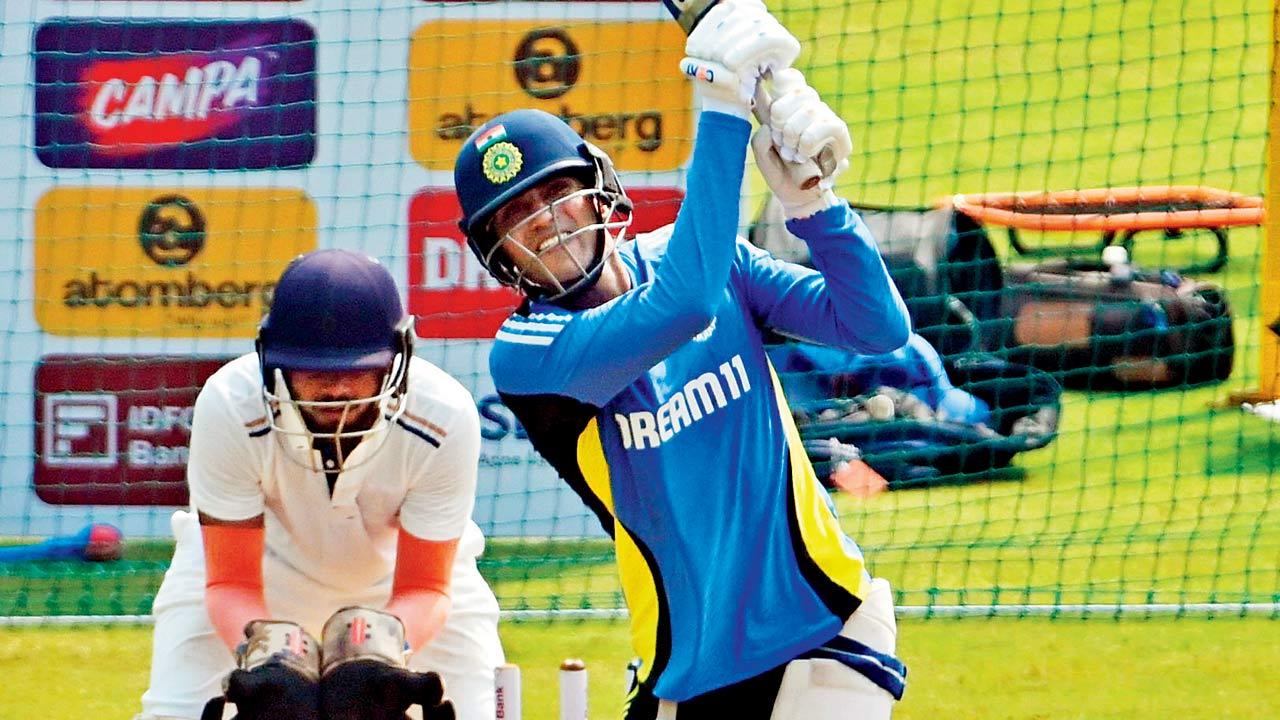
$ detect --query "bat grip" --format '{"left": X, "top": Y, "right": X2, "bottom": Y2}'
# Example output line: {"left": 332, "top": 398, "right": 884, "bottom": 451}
{"left": 751, "top": 77, "right": 835, "bottom": 190}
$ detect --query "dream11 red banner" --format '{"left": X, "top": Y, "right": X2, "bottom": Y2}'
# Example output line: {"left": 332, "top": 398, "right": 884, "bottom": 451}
{"left": 408, "top": 187, "right": 684, "bottom": 339}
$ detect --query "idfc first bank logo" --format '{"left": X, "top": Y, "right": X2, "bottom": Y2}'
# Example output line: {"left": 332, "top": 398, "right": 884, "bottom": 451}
{"left": 34, "top": 19, "right": 316, "bottom": 169}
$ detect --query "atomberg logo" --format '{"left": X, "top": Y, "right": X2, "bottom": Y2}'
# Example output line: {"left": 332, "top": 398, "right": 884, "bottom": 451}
{"left": 513, "top": 28, "right": 581, "bottom": 100}
{"left": 35, "top": 187, "right": 317, "bottom": 337}
{"left": 409, "top": 20, "right": 690, "bottom": 172}
{"left": 138, "top": 195, "right": 206, "bottom": 266}
{"left": 34, "top": 20, "right": 316, "bottom": 169}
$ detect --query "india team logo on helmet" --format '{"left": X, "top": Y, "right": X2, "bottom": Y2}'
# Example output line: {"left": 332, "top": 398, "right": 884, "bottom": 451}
{"left": 454, "top": 109, "right": 634, "bottom": 300}
{"left": 482, "top": 141, "right": 523, "bottom": 184}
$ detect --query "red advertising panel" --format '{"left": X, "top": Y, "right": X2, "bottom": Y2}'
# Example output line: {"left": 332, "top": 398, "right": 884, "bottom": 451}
{"left": 408, "top": 187, "right": 684, "bottom": 339}
{"left": 34, "top": 355, "right": 231, "bottom": 506}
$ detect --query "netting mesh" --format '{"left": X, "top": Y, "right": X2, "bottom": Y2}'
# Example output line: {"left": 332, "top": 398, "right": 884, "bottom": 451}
{"left": 0, "top": 0, "right": 1276, "bottom": 621}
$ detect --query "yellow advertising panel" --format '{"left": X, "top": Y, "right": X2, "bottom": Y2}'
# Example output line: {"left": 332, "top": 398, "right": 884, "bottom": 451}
{"left": 409, "top": 20, "right": 691, "bottom": 172}
{"left": 35, "top": 188, "right": 316, "bottom": 338}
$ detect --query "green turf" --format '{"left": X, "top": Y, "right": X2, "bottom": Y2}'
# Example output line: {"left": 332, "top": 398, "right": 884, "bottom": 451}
{"left": 788, "top": 0, "right": 1270, "bottom": 206}
{"left": 10, "top": 617, "right": 1280, "bottom": 720}
{"left": 0, "top": 538, "right": 627, "bottom": 617}
{"left": 0, "top": 541, "right": 172, "bottom": 617}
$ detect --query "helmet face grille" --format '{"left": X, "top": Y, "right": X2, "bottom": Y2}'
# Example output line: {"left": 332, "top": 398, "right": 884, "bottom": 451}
{"left": 260, "top": 359, "right": 410, "bottom": 474}
{"left": 488, "top": 185, "right": 633, "bottom": 301}
{"left": 255, "top": 249, "right": 415, "bottom": 473}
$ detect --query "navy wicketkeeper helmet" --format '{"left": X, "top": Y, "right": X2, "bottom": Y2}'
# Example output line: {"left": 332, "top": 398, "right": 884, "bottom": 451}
{"left": 256, "top": 249, "right": 413, "bottom": 471}
{"left": 454, "top": 109, "right": 632, "bottom": 300}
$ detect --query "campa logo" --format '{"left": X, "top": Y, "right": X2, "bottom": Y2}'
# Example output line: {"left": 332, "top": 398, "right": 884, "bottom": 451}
{"left": 84, "top": 55, "right": 264, "bottom": 153}
{"left": 34, "top": 19, "right": 316, "bottom": 169}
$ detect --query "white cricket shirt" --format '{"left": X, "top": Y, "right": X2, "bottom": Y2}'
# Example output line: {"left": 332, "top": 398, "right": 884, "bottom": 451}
{"left": 187, "top": 353, "right": 483, "bottom": 592}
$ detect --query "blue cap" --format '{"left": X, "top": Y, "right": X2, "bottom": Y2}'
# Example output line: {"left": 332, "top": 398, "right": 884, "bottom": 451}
{"left": 259, "top": 249, "right": 408, "bottom": 371}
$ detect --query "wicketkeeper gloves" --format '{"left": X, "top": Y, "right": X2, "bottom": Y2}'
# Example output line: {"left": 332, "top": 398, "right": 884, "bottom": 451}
{"left": 201, "top": 620, "right": 322, "bottom": 720}
{"left": 202, "top": 609, "right": 453, "bottom": 720}
{"left": 319, "top": 606, "right": 455, "bottom": 720}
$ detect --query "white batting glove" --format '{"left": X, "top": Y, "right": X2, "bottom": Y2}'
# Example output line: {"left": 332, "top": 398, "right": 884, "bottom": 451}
{"left": 766, "top": 68, "right": 852, "bottom": 174}
{"left": 681, "top": 0, "right": 801, "bottom": 119}
{"left": 754, "top": 69, "right": 852, "bottom": 219}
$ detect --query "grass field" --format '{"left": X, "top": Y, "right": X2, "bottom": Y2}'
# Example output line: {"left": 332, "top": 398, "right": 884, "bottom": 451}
{"left": 6, "top": 617, "right": 1280, "bottom": 720}
{"left": 2, "top": 0, "right": 1277, "bottom": 718}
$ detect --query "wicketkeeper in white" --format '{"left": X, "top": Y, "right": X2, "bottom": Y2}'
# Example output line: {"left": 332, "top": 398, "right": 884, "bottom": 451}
{"left": 135, "top": 249, "right": 503, "bottom": 720}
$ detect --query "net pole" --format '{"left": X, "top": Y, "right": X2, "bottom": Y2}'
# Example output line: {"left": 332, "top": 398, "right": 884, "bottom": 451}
{"left": 1261, "top": 0, "right": 1280, "bottom": 398}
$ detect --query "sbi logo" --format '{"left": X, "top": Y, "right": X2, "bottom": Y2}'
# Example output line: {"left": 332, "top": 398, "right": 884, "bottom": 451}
{"left": 477, "top": 394, "right": 527, "bottom": 441}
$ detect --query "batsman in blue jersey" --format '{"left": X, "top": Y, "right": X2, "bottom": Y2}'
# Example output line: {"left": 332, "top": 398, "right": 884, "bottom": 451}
{"left": 454, "top": 3, "right": 910, "bottom": 717}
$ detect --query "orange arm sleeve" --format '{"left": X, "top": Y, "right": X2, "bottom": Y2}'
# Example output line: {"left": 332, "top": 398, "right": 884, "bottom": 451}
{"left": 202, "top": 522, "right": 269, "bottom": 651}
{"left": 385, "top": 528, "right": 457, "bottom": 652}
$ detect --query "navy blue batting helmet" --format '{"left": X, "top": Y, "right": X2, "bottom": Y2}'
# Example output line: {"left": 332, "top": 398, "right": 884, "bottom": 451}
{"left": 257, "top": 249, "right": 413, "bottom": 374}
{"left": 454, "top": 109, "right": 631, "bottom": 295}
{"left": 256, "top": 249, "right": 414, "bottom": 471}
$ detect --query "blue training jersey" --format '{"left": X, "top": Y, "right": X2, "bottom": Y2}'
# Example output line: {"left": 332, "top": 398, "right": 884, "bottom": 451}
{"left": 489, "top": 112, "right": 911, "bottom": 701}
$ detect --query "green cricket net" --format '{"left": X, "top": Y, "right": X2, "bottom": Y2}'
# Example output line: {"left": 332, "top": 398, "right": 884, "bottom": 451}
{"left": 1, "top": 0, "right": 1276, "bottom": 624}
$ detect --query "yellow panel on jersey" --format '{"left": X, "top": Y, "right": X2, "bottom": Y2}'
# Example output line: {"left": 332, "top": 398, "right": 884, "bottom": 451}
{"left": 767, "top": 364, "right": 871, "bottom": 603}
{"left": 614, "top": 527, "right": 662, "bottom": 683}
{"left": 576, "top": 418, "right": 663, "bottom": 684}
